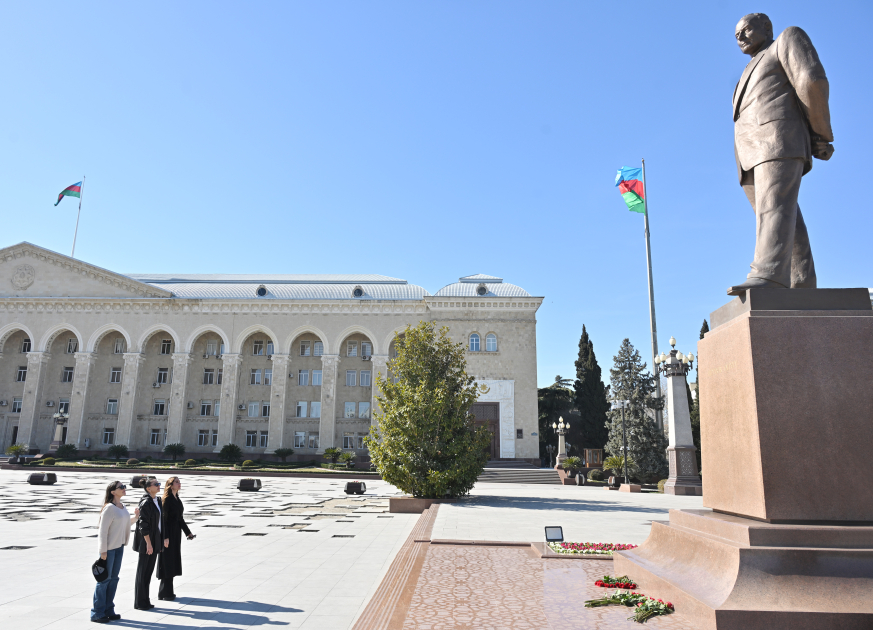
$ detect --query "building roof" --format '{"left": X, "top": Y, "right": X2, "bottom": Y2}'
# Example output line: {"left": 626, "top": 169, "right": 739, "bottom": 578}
{"left": 126, "top": 274, "right": 406, "bottom": 284}
{"left": 434, "top": 274, "right": 531, "bottom": 297}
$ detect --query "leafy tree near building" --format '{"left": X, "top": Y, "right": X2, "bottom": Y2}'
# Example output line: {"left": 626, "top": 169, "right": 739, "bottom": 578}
{"left": 107, "top": 444, "right": 129, "bottom": 461}
{"left": 537, "top": 376, "right": 574, "bottom": 463}
{"left": 366, "top": 322, "right": 491, "bottom": 498}
{"left": 219, "top": 443, "right": 242, "bottom": 462}
{"left": 164, "top": 443, "right": 186, "bottom": 461}
{"left": 573, "top": 325, "right": 611, "bottom": 451}
{"left": 274, "top": 447, "right": 294, "bottom": 463}
{"left": 605, "top": 339, "right": 667, "bottom": 481}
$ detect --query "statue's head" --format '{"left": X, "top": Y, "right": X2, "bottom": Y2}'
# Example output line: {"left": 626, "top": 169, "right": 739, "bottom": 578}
{"left": 736, "top": 13, "right": 773, "bottom": 57}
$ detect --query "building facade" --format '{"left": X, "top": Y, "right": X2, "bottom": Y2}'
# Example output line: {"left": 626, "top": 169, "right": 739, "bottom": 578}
{"left": 0, "top": 243, "right": 542, "bottom": 461}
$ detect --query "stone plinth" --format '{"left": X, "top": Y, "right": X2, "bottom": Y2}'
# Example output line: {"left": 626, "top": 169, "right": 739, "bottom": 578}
{"left": 664, "top": 446, "right": 702, "bottom": 496}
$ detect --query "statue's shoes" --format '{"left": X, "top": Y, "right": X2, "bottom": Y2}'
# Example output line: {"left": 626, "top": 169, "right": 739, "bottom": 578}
{"left": 727, "top": 278, "right": 786, "bottom": 296}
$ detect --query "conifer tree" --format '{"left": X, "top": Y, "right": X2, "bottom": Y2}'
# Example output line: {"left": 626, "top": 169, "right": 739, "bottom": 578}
{"left": 605, "top": 338, "right": 667, "bottom": 480}
{"left": 573, "top": 325, "right": 610, "bottom": 450}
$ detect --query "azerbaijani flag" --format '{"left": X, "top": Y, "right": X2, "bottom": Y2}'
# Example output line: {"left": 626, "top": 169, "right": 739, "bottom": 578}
{"left": 615, "top": 167, "right": 646, "bottom": 214}
{"left": 55, "top": 181, "right": 82, "bottom": 206}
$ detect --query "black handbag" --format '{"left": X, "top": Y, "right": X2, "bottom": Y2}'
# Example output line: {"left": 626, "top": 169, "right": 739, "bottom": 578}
{"left": 91, "top": 557, "right": 108, "bottom": 582}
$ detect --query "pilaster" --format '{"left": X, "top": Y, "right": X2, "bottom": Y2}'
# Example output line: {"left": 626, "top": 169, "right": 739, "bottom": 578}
{"left": 17, "top": 351, "right": 50, "bottom": 452}
{"left": 319, "top": 355, "right": 339, "bottom": 450}
{"left": 116, "top": 353, "right": 145, "bottom": 447}
{"left": 167, "top": 353, "right": 193, "bottom": 444}
{"left": 215, "top": 353, "right": 242, "bottom": 451}
{"left": 267, "top": 354, "right": 289, "bottom": 451}
{"left": 66, "top": 352, "right": 96, "bottom": 447}
{"left": 369, "top": 355, "right": 389, "bottom": 428}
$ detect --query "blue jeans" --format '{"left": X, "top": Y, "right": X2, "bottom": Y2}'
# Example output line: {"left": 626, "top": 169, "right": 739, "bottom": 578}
{"left": 91, "top": 545, "right": 124, "bottom": 620}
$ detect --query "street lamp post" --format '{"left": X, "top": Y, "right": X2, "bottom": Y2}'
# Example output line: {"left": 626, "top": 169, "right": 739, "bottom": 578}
{"left": 545, "top": 444, "right": 556, "bottom": 468}
{"left": 551, "top": 416, "right": 570, "bottom": 468}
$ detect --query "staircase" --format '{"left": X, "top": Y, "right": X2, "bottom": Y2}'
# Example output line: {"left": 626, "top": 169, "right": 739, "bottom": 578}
{"left": 477, "top": 460, "right": 561, "bottom": 485}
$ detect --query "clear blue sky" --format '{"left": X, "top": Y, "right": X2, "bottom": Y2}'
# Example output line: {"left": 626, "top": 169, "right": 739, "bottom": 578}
{"left": 3, "top": 1, "right": 870, "bottom": 386}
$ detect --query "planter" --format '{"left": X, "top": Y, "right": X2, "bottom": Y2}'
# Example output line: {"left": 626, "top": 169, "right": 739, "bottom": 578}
{"left": 238, "top": 478, "right": 262, "bottom": 492}
{"left": 564, "top": 469, "right": 577, "bottom": 479}
{"left": 344, "top": 481, "right": 366, "bottom": 495}
{"left": 389, "top": 497, "right": 454, "bottom": 514}
{"left": 575, "top": 474, "right": 586, "bottom": 486}
{"left": 27, "top": 473, "right": 57, "bottom": 485}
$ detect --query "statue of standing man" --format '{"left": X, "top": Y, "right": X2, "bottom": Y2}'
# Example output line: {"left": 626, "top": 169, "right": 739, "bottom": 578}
{"left": 728, "top": 13, "right": 834, "bottom": 296}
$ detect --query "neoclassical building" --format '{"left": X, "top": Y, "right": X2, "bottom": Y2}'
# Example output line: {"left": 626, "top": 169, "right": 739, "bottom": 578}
{"left": 0, "top": 243, "right": 542, "bottom": 462}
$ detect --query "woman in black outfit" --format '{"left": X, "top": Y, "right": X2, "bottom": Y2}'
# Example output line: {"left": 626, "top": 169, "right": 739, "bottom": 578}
{"left": 157, "top": 476, "right": 195, "bottom": 600}
{"left": 132, "top": 478, "right": 162, "bottom": 610}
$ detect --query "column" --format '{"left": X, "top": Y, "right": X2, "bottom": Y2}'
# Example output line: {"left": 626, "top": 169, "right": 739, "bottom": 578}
{"left": 318, "top": 355, "right": 339, "bottom": 450}
{"left": 663, "top": 349, "right": 702, "bottom": 496}
{"left": 17, "top": 352, "right": 50, "bottom": 452}
{"left": 215, "top": 353, "right": 242, "bottom": 452}
{"left": 167, "top": 352, "right": 193, "bottom": 444}
{"left": 266, "top": 354, "right": 289, "bottom": 452}
{"left": 116, "top": 353, "right": 144, "bottom": 447}
{"left": 369, "top": 355, "right": 389, "bottom": 428}
{"left": 66, "top": 352, "right": 96, "bottom": 447}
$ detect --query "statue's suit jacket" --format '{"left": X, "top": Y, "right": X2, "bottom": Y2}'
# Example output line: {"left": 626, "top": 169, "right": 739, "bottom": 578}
{"left": 733, "top": 26, "right": 833, "bottom": 183}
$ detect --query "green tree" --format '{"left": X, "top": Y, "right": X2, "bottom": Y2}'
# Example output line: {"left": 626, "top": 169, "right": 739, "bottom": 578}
{"left": 605, "top": 339, "right": 667, "bottom": 481}
{"left": 573, "top": 325, "right": 611, "bottom": 450}
{"left": 689, "top": 319, "right": 708, "bottom": 463}
{"left": 274, "top": 447, "right": 294, "bottom": 463}
{"left": 219, "top": 443, "right": 242, "bottom": 462}
{"left": 107, "top": 444, "right": 129, "bottom": 461}
{"left": 163, "top": 443, "right": 186, "bottom": 461}
{"left": 323, "top": 447, "right": 342, "bottom": 464}
{"left": 5, "top": 443, "right": 28, "bottom": 459}
{"left": 366, "top": 322, "right": 491, "bottom": 498}
{"left": 55, "top": 443, "right": 79, "bottom": 459}
{"left": 537, "top": 376, "right": 574, "bottom": 463}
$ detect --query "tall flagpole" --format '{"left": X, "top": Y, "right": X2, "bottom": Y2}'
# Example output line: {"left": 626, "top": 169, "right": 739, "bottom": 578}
{"left": 640, "top": 159, "right": 663, "bottom": 431}
{"left": 71, "top": 176, "right": 85, "bottom": 258}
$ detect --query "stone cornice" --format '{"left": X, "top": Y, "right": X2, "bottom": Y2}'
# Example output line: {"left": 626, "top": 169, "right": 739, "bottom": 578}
{"left": 424, "top": 296, "right": 543, "bottom": 313}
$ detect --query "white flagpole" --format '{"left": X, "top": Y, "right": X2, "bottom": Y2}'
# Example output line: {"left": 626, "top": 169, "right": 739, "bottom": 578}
{"left": 71, "top": 176, "right": 85, "bottom": 258}
{"left": 640, "top": 159, "right": 663, "bottom": 431}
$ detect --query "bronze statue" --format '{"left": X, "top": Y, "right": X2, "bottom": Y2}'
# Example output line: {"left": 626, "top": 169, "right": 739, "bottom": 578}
{"left": 728, "top": 13, "right": 834, "bottom": 296}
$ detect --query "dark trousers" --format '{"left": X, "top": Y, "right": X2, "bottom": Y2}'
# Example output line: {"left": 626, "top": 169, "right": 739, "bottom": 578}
{"left": 134, "top": 551, "right": 158, "bottom": 608}
{"left": 158, "top": 575, "right": 174, "bottom": 599}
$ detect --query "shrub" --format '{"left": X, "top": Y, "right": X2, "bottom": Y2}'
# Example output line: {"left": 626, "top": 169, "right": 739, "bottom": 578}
{"left": 55, "top": 444, "right": 78, "bottom": 459}
{"left": 41, "top": 457, "right": 56, "bottom": 466}
{"left": 603, "top": 455, "right": 637, "bottom": 478}
{"left": 587, "top": 469, "right": 604, "bottom": 481}
{"left": 242, "top": 460, "right": 255, "bottom": 467}
{"left": 219, "top": 443, "right": 242, "bottom": 462}
{"left": 274, "top": 447, "right": 294, "bottom": 463}
{"left": 339, "top": 451, "right": 357, "bottom": 467}
{"left": 5, "top": 443, "right": 29, "bottom": 458}
{"left": 163, "top": 443, "right": 186, "bottom": 461}
{"left": 185, "top": 459, "right": 197, "bottom": 466}
{"left": 657, "top": 479, "right": 668, "bottom": 493}
{"left": 107, "top": 444, "right": 129, "bottom": 461}
{"left": 127, "top": 458, "right": 139, "bottom": 465}
{"left": 562, "top": 456, "right": 583, "bottom": 470}
{"left": 323, "top": 447, "right": 342, "bottom": 464}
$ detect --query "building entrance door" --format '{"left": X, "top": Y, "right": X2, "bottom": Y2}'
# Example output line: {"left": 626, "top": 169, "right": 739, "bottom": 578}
{"left": 471, "top": 402, "right": 500, "bottom": 460}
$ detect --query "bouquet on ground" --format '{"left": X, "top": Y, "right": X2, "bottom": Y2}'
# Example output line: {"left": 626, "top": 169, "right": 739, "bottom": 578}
{"left": 548, "top": 541, "right": 638, "bottom": 555}
{"left": 585, "top": 590, "right": 674, "bottom": 624}
{"left": 594, "top": 574, "right": 637, "bottom": 589}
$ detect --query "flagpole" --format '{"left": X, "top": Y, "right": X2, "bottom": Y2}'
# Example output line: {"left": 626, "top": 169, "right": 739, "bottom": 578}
{"left": 71, "top": 176, "right": 85, "bottom": 258}
{"left": 641, "top": 159, "right": 663, "bottom": 431}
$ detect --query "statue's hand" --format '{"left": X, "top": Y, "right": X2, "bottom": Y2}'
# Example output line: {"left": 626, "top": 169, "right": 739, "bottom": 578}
{"left": 812, "top": 136, "right": 834, "bottom": 161}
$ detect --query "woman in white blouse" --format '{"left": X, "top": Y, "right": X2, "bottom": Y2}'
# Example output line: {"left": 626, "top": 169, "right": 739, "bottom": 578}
{"left": 91, "top": 481, "right": 139, "bottom": 624}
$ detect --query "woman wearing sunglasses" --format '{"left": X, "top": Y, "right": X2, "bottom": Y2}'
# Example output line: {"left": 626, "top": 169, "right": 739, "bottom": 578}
{"left": 91, "top": 481, "right": 139, "bottom": 624}
{"left": 132, "top": 477, "right": 163, "bottom": 610}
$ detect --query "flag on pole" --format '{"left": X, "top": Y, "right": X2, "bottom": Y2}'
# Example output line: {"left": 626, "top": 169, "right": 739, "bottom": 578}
{"left": 614, "top": 167, "right": 646, "bottom": 214}
{"left": 55, "top": 181, "right": 82, "bottom": 206}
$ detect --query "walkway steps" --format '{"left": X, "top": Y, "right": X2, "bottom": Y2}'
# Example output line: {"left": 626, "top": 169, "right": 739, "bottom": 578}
{"left": 477, "top": 462, "right": 561, "bottom": 485}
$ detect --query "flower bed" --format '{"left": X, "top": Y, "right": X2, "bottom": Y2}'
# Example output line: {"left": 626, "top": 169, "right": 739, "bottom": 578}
{"left": 548, "top": 542, "right": 638, "bottom": 555}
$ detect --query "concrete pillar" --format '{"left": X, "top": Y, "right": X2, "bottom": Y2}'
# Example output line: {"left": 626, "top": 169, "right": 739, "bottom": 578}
{"left": 266, "top": 354, "right": 289, "bottom": 451}
{"left": 215, "top": 354, "right": 242, "bottom": 451}
{"left": 663, "top": 349, "right": 702, "bottom": 496}
{"left": 66, "top": 352, "right": 96, "bottom": 447}
{"left": 17, "top": 351, "right": 50, "bottom": 452}
{"left": 369, "top": 355, "right": 389, "bottom": 428}
{"left": 166, "top": 353, "right": 192, "bottom": 444}
{"left": 116, "top": 353, "right": 144, "bottom": 447}
{"left": 318, "top": 355, "right": 339, "bottom": 450}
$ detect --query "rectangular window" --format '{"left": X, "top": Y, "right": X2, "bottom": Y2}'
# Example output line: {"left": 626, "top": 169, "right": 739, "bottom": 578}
{"left": 198, "top": 430, "right": 209, "bottom": 446}
{"left": 11, "top": 398, "right": 22, "bottom": 413}
{"left": 250, "top": 369, "right": 261, "bottom": 385}
{"left": 203, "top": 369, "right": 215, "bottom": 385}
{"left": 300, "top": 341, "right": 310, "bottom": 356}
{"left": 217, "top": 369, "right": 223, "bottom": 385}
{"left": 62, "top": 367, "right": 75, "bottom": 383}
{"left": 347, "top": 341, "right": 358, "bottom": 357}
{"left": 67, "top": 338, "right": 78, "bottom": 354}
{"left": 206, "top": 340, "right": 218, "bottom": 356}
{"left": 150, "top": 428, "right": 161, "bottom": 445}
{"left": 313, "top": 341, "right": 323, "bottom": 356}
{"left": 266, "top": 342, "right": 274, "bottom": 355}
{"left": 219, "top": 343, "right": 225, "bottom": 355}
{"left": 16, "top": 366, "right": 27, "bottom": 382}
{"left": 296, "top": 401, "right": 308, "bottom": 418}
{"left": 248, "top": 401, "right": 259, "bottom": 417}
{"left": 214, "top": 400, "right": 220, "bottom": 417}
{"left": 308, "top": 432, "right": 319, "bottom": 449}
{"left": 310, "top": 401, "right": 321, "bottom": 418}
{"left": 153, "top": 399, "right": 166, "bottom": 415}
{"left": 110, "top": 367, "right": 122, "bottom": 384}
{"left": 253, "top": 340, "right": 264, "bottom": 356}
{"left": 262, "top": 402, "right": 270, "bottom": 417}
{"left": 359, "top": 402, "right": 370, "bottom": 419}
{"left": 114, "top": 338, "right": 125, "bottom": 354}
{"left": 156, "top": 368, "right": 168, "bottom": 384}
{"left": 160, "top": 339, "right": 172, "bottom": 355}
{"left": 200, "top": 400, "right": 212, "bottom": 416}
{"left": 264, "top": 369, "right": 272, "bottom": 386}
{"left": 58, "top": 398, "right": 70, "bottom": 414}
{"left": 246, "top": 431, "right": 257, "bottom": 447}
{"left": 211, "top": 429, "right": 218, "bottom": 446}
{"left": 259, "top": 431, "right": 268, "bottom": 448}
{"left": 360, "top": 370, "right": 371, "bottom": 387}
{"left": 346, "top": 371, "right": 356, "bottom": 387}
{"left": 357, "top": 433, "right": 366, "bottom": 450}
{"left": 294, "top": 431, "right": 306, "bottom": 448}
{"left": 312, "top": 370, "right": 322, "bottom": 386}
{"left": 106, "top": 399, "right": 118, "bottom": 414}
{"left": 298, "top": 370, "right": 309, "bottom": 386}
{"left": 343, "top": 432, "right": 355, "bottom": 449}
{"left": 362, "top": 342, "right": 372, "bottom": 357}
{"left": 103, "top": 428, "right": 115, "bottom": 445}
{"left": 516, "top": 429, "right": 524, "bottom": 439}
{"left": 21, "top": 338, "right": 31, "bottom": 353}
{"left": 344, "top": 402, "right": 356, "bottom": 418}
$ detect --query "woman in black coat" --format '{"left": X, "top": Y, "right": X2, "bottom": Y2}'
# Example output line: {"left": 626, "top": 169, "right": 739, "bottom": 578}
{"left": 132, "top": 478, "right": 162, "bottom": 610}
{"left": 157, "top": 476, "right": 194, "bottom": 600}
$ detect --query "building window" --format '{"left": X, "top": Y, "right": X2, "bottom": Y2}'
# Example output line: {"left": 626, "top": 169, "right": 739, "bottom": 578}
{"left": 250, "top": 369, "right": 262, "bottom": 385}
{"left": 62, "top": 367, "right": 74, "bottom": 383}
{"left": 359, "top": 402, "right": 370, "bottom": 419}
{"left": 264, "top": 369, "right": 272, "bottom": 386}
{"left": 206, "top": 340, "right": 218, "bottom": 356}
{"left": 160, "top": 339, "right": 172, "bottom": 355}
{"left": 361, "top": 342, "right": 372, "bottom": 357}
{"left": 253, "top": 340, "right": 264, "bottom": 356}
{"left": 259, "top": 431, "right": 268, "bottom": 447}
{"left": 346, "top": 371, "right": 356, "bottom": 387}
{"left": 517, "top": 428, "right": 524, "bottom": 439}
{"left": 262, "top": 402, "right": 270, "bottom": 417}
{"left": 156, "top": 368, "right": 169, "bottom": 384}
{"left": 114, "top": 338, "right": 126, "bottom": 354}
{"left": 110, "top": 367, "right": 122, "bottom": 384}
{"left": 300, "top": 341, "right": 310, "bottom": 356}
{"left": 150, "top": 429, "right": 162, "bottom": 445}
{"left": 360, "top": 371, "right": 371, "bottom": 387}
{"left": 106, "top": 399, "right": 118, "bottom": 414}
{"left": 312, "top": 370, "right": 322, "bottom": 386}
{"left": 343, "top": 432, "right": 355, "bottom": 449}
{"left": 200, "top": 400, "right": 212, "bottom": 416}
{"left": 486, "top": 333, "right": 497, "bottom": 352}
{"left": 58, "top": 398, "right": 70, "bottom": 414}
{"left": 313, "top": 341, "right": 323, "bottom": 356}
{"left": 211, "top": 429, "right": 218, "bottom": 446}
{"left": 21, "top": 338, "right": 31, "bottom": 353}
{"left": 310, "top": 401, "right": 321, "bottom": 418}
{"left": 266, "top": 342, "right": 274, "bottom": 355}
{"left": 296, "top": 401, "right": 308, "bottom": 418}
{"left": 67, "top": 338, "right": 78, "bottom": 354}
{"left": 203, "top": 369, "right": 214, "bottom": 385}
{"left": 198, "top": 430, "right": 209, "bottom": 446}
{"left": 153, "top": 399, "right": 166, "bottom": 415}
{"left": 347, "top": 341, "right": 358, "bottom": 357}
{"left": 246, "top": 431, "right": 257, "bottom": 447}
{"left": 308, "top": 432, "right": 319, "bottom": 449}
{"left": 248, "top": 402, "right": 259, "bottom": 417}
{"left": 217, "top": 369, "right": 223, "bottom": 385}
{"left": 12, "top": 398, "right": 22, "bottom": 413}
{"left": 16, "top": 366, "right": 27, "bottom": 382}
{"left": 469, "top": 333, "right": 480, "bottom": 352}
{"left": 357, "top": 433, "right": 366, "bottom": 449}
{"left": 103, "top": 428, "right": 115, "bottom": 445}
{"left": 294, "top": 431, "right": 306, "bottom": 448}
{"left": 344, "top": 402, "right": 356, "bottom": 418}
{"left": 214, "top": 400, "right": 221, "bottom": 417}
{"left": 298, "top": 370, "right": 309, "bottom": 386}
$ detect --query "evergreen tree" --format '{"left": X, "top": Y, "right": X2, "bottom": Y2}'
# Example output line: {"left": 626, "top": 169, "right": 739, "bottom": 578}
{"left": 573, "top": 325, "right": 611, "bottom": 450}
{"left": 537, "top": 376, "right": 574, "bottom": 463}
{"left": 605, "top": 338, "right": 667, "bottom": 481}
{"left": 689, "top": 319, "right": 708, "bottom": 462}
